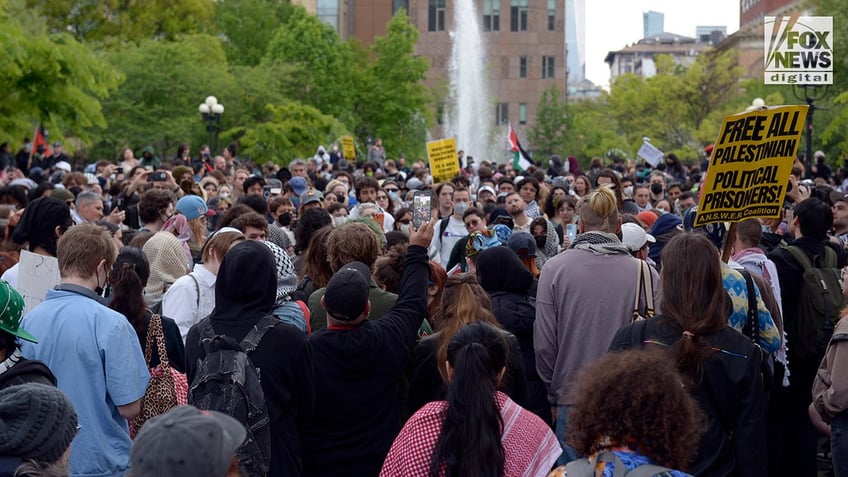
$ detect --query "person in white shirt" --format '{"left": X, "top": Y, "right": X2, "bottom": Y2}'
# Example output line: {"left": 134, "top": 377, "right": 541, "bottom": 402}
{"left": 162, "top": 228, "right": 245, "bottom": 343}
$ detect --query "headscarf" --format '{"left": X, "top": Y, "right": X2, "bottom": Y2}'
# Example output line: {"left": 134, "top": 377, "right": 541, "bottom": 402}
{"left": 211, "top": 241, "right": 276, "bottom": 322}
{"left": 142, "top": 232, "right": 189, "bottom": 303}
{"left": 11, "top": 197, "right": 72, "bottom": 256}
{"left": 162, "top": 213, "right": 193, "bottom": 269}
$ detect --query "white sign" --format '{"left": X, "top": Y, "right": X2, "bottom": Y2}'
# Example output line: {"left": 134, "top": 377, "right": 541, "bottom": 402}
{"left": 17, "top": 250, "right": 60, "bottom": 315}
{"left": 764, "top": 16, "right": 833, "bottom": 85}
{"left": 637, "top": 141, "right": 664, "bottom": 167}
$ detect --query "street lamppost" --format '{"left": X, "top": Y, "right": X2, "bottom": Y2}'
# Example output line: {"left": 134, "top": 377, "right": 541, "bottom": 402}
{"left": 198, "top": 96, "right": 224, "bottom": 154}
{"left": 792, "top": 85, "right": 830, "bottom": 166}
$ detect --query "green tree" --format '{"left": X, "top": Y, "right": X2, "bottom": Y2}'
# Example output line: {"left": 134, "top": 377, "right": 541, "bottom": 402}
{"left": 529, "top": 85, "right": 571, "bottom": 157}
{"left": 28, "top": 0, "right": 215, "bottom": 44}
{"left": 263, "top": 6, "right": 356, "bottom": 124}
{"left": 238, "top": 101, "right": 350, "bottom": 165}
{"left": 93, "top": 34, "right": 238, "bottom": 159}
{"left": 215, "top": 0, "right": 293, "bottom": 66}
{"left": 0, "top": 0, "right": 121, "bottom": 146}
{"left": 808, "top": 0, "right": 848, "bottom": 159}
{"left": 607, "top": 51, "right": 744, "bottom": 162}
{"left": 357, "top": 9, "right": 432, "bottom": 158}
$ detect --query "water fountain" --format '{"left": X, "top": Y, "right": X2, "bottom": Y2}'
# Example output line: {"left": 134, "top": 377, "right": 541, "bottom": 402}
{"left": 443, "top": 0, "right": 492, "bottom": 165}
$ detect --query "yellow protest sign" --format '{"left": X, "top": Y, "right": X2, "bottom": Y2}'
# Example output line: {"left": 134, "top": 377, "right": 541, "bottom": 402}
{"left": 341, "top": 136, "right": 356, "bottom": 160}
{"left": 427, "top": 138, "right": 460, "bottom": 183}
{"left": 695, "top": 105, "right": 808, "bottom": 227}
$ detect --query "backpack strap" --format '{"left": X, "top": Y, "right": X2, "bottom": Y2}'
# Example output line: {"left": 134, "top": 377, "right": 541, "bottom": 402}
{"left": 438, "top": 216, "right": 450, "bottom": 245}
{"left": 188, "top": 273, "right": 201, "bottom": 308}
{"left": 240, "top": 315, "right": 281, "bottom": 354}
{"left": 626, "top": 464, "right": 675, "bottom": 477}
{"left": 785, "top": 244, "right": 814, "bottom": 270}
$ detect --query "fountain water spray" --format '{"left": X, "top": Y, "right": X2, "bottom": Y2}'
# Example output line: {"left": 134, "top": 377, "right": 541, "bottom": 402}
{"left": 443, "top": 0, "right": 492, "bottom": 165}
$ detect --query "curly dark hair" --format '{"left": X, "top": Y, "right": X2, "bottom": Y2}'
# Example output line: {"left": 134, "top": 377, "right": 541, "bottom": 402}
{"left": 294, "top": 208, "right": 332, "bottom": 255}
{"left": 566, "top": 349, "right": 702, "bottom": 470}
{"left": 138, "top": 189, "right": 175, "bottom": 224}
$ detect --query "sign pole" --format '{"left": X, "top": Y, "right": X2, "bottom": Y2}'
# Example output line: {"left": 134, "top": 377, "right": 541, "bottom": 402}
{"left": 721, "top": 222, "right": 737, "bottom": 263}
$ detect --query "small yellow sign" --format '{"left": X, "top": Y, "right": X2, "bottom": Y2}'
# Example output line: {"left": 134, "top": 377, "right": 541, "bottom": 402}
{"left": 341, "top": 136, "right": 356, "bottom": 161}
{"left": 695, "top": 105, "right": 808, "bottom": 227}
{"left": 426, "top": 138, "right": 459, "bottom": 184}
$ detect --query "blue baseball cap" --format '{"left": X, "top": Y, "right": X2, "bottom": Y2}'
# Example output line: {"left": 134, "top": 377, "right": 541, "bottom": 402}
{"left": 176, "top": 195, "right": 212, "bottom": 221}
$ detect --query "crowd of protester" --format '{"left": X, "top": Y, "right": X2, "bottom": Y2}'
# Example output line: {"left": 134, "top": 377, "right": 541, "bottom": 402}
{"left": 0, "top": 137, "right": 848, "bottom": 477}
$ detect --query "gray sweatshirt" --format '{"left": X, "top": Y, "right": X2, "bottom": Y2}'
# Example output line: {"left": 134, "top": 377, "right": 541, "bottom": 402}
{"left": 534, "top": 248, "right": 659, "bottom": 406}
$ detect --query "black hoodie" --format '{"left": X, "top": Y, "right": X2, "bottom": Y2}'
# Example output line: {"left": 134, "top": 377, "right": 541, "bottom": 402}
{"left": 185, "top": 241, "right": 315, "bottom": 477}
{"left": 476, "top": 246, "right": 549, "bottom": 422}
{"left": 0, "top": 356, "right": 56, "bottom": 389}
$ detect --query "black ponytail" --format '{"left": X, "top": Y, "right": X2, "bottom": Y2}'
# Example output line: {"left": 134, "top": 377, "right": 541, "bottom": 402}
{"left": 429, "top": 322, "right": 507, "bottom": 477}
{"left": 108, "top": 247, "right": 151, "bottom": 342}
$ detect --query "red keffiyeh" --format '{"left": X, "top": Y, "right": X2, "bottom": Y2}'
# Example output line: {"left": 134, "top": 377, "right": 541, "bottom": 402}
{"left": 380, "top": 392, "right": 561, "bottom": 477}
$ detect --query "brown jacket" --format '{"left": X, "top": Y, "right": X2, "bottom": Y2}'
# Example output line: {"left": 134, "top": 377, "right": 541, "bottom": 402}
{"left": 813, "top": 316, "right": 848, "bottom": 421}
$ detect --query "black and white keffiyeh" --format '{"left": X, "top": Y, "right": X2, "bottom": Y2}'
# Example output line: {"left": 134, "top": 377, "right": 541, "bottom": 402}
{"left": 570, "top": 231, "right": 630, "bottom": 255}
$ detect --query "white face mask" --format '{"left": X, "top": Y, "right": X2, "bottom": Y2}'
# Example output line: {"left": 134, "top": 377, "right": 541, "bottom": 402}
{"left": 453, "top": 202, "right": 469, "bottom": 216}
{"left": 398, "top": 223, "right": 411, "bottom": 234}
{"left": 333, "top": 216, "right": 348, "bottom": 226}
{"left": 623, "top": 185, "right": 634, "bottom": 197}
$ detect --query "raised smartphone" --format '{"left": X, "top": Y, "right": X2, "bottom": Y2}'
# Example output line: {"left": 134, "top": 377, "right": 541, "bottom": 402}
{"left": 412, "top": 190, "right": 433, "bottom": 229}
{"left": 566, "top": 223, "right": 577, "bottom": 242}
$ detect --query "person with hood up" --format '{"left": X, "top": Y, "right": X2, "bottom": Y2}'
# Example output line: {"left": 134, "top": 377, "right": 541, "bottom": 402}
{"left": 475, "top": 246, "right": 548, "bottom": 422}
{"left": 139, "top": 146, "right": 161, "bottom": 170}
{"left": 647, "top": 212, "right": 682, "bottom": 271}
{"left": 184, "top": 240, "right": 315, "bottom": 477}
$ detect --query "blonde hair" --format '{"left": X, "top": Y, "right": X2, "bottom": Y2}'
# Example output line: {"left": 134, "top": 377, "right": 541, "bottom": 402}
{"left": 578, "top": 186, "right": 618, "bottom": 232}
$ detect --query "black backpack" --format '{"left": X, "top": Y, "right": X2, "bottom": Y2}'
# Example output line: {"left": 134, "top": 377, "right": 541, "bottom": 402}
{"left": 188, "top": 315, "right": 279, "bottom": 477}
{"left": 784, "top": 244, "right": 844, "bottom": 363}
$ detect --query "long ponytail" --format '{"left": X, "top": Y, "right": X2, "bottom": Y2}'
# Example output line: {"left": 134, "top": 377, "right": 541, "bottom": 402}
{"left": 429, "top": 322, "right": 507, "bottom": 477}
{"left": 108, "top": 247, "right": 151, "bottom": 343}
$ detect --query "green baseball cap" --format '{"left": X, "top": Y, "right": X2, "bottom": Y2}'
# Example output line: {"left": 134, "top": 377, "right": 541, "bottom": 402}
{"left": 0, "top": 280, "right": 36, "bottom": 343}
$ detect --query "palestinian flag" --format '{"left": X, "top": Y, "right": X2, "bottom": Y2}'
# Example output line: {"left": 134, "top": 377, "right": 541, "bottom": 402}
{"left": 508, "top": 124, "right": 532, "bottom": 171}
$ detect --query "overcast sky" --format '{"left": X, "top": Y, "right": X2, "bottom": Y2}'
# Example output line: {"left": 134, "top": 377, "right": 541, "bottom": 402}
{"left": 584, "top": 0, "right": 741, "bottom": 86}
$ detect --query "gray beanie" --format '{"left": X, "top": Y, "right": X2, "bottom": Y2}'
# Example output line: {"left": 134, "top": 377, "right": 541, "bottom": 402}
{"left": 0, "top": 383, "right": 78, "bottom": 462}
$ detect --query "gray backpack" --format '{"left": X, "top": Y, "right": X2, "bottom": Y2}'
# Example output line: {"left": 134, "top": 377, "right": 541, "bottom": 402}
{"left": 566, "top": 451, "right": 674, "bottom": 477}
{"left": 188, "top": 315, "right": 279, "bottom": 477}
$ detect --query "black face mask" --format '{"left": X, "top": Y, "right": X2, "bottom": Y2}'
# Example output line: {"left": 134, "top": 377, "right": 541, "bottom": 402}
{"left": 278, "top": 212, "right": 292, "bottom": 227}
{"left": 336, "top": 193, "right": 346, "bottom": 203}
{"left": 534, "top": 235, "right": 547, "bottom": 249}
{"left": 650, "top": 183, "right": 664, "bottom": 195}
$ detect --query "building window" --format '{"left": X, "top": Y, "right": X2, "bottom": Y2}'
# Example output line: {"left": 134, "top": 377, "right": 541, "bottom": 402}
{"left": 483, "top": 0, "right": 500, "bottom": 31}
{"left": 519, "top": 103, "right": 527, "bottom": 125}
{"left": 547, "top": 0, "right": 555, "bottom": 31}
{"left": 317, "top": 0, "right": 339, "bottom": 31}
{"left": 428, "top": 0, "right": 445, "bottom": 31}
{"left": 496, "top": 103, "right": 509, "bottom": 125}
{"left": 519, "top": 56, "right": 527, "bottom": 78}
{"left": 393, "top": 0, "right": 409, "bottom": 15}
{"left": 510, "top": 0, "right": 527, "bottom": 32}
{"left": 542, "top": 56, "right": 555, "bottom": 78}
